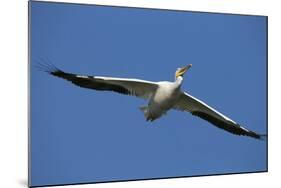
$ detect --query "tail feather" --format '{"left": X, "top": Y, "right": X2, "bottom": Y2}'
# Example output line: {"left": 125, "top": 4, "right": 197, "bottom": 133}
{"left": 139, "top": 106, "right": 149, "bottom": 119}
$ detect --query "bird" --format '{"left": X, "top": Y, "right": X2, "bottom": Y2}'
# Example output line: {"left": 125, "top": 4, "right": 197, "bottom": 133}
{"left": 36, "top": 61, "right": 266, "bottom": 140}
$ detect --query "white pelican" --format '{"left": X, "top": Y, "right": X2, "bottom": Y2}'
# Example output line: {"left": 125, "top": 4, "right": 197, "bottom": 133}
{"left": 37, "top": 62, "right": 265, "bottom": 140}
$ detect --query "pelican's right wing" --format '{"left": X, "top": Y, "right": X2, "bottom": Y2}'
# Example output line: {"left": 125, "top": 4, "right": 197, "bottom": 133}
{"left": 173, "top": 92, "right": 265, "bottom": 139}
{"left": 38, "top": 64, "right": 158, "bottom": 100}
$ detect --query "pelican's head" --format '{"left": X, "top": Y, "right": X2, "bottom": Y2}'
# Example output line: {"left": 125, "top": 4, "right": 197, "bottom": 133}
{"left": 175, "top": 64, "right": 192, "bottom": 78}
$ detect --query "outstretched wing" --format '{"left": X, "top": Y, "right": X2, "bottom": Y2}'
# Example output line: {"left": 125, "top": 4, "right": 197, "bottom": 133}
{"left": 37, "top": 63, "right": 158, "bottom": 100}
{"left": 174, "top": 92, "right": 265, "bottom": 139}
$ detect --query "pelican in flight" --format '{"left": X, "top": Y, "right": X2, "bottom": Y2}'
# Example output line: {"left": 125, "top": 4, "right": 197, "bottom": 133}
{"left": 37, "top": 62, "right": 265, "bottom": 139}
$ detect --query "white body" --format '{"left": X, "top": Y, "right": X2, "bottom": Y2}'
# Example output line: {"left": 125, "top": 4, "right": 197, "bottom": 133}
{"left": 144, "top": 80, "right": 182, "bottom": 121}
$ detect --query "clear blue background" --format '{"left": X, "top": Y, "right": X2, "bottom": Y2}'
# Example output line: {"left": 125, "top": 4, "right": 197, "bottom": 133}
{"left": 30, "top": 1, "right": 267, "bottom": 186}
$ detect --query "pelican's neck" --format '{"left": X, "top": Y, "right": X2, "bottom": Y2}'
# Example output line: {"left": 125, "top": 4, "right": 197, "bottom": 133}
{"left": 175, "top": 76, "right": 183, "bottom": 87}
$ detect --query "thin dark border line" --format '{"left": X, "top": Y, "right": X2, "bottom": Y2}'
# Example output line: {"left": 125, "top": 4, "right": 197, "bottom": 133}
{"left": 31, "top": 0, "right": 268, "bottom": 18}
{"left": 28, "top": 0, "right": 269, "bottom": 187}
{"left": 28, "top": 1, "right": 31, "bottom": 187}
{"left": 30, "top": 170, "right": 267, "bottom": 188}
{"left": 265, "top": 17, "right": 268, "bottom": 171}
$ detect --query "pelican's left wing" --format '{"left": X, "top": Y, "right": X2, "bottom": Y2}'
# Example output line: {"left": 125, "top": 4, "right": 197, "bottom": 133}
{"left": 40, "top": 65, "right": 158, "bottom": 100}
{"left": 173, "top": 92, "right": 264, "bottom": 139}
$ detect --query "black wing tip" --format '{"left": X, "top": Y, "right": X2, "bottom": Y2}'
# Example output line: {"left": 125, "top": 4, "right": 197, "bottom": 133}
{"left": 238, "top": 124, "right": 267, "bottom": 140}
{"left": 33, "top": 58, "right": 63, "bottom": 75}
{"left": 192, "top": 111, "right": 266, "bottom": 140}
{"left": 247, "top": 133, "right": 265, "bottom": 140}
{"left": 255, "top": 134, "right": 267, "bottom": 141}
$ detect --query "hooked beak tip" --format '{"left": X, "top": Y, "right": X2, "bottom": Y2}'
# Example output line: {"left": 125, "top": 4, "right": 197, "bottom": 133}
{"left": 185, "top": 64, "right": 192, "bottom": 71}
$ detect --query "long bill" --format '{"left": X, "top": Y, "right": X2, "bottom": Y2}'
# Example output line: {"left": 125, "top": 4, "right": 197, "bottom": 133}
{"left": 176, "top": 64, "right": 192, "bottom": 77}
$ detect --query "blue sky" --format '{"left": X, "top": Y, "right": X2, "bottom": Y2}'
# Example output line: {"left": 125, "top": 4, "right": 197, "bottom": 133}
{"left": 30, "top": 1, "right": 267, "bottom": 186}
